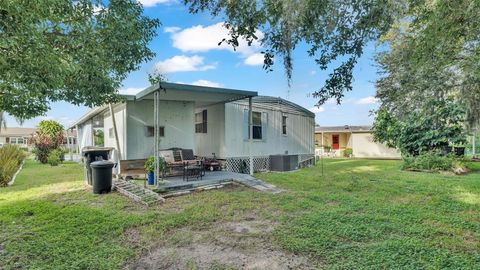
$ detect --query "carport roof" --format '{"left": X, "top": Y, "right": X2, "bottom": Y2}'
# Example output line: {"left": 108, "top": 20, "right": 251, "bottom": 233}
{"left": 134, "top": 82, "right": 257, "bottom": 107}
{"left": 70, "top": 82, "right": 257, "bottom": 129}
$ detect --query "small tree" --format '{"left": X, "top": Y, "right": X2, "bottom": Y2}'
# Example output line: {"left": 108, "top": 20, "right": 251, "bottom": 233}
{"left": 32, "top": 120, "right": 64, "bottom": 163}
{"left": 373, "top": 98, "right": 467, "bottom": 155}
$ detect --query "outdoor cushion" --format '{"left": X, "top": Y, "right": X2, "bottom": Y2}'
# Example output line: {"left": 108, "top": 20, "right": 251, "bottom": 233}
{"left": 159, "top": 150, "right": 175, "bottom": 163}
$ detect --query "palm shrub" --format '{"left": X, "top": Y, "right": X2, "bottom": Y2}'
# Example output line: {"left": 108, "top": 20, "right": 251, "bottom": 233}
{"left": 0, "top": 145, "right": 26, "bottom": 186}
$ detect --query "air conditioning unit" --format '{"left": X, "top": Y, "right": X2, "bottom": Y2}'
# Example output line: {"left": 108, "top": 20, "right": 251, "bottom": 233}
{"left": 270, "top": 154, "right": 299, "bottom": 172}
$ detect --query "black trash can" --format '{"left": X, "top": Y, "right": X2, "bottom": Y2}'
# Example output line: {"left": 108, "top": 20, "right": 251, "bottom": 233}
{"left": 82, "top": 147, "right": 114, "bottom": 185}
{"left": 90, "top": 160, "right": 115, "bottom": 194}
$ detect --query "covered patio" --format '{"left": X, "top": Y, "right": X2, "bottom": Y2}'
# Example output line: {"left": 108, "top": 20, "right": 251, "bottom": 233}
{"left": 132, "top": 82, "right": 258, "bottom": 185}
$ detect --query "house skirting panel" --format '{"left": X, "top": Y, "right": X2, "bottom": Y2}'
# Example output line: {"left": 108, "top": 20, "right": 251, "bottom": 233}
{"left": 223, "top": 154, "right": 314, "bottom": 174}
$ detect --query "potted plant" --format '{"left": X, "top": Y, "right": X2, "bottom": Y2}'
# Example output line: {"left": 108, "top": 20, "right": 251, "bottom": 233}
{"left": 145, "top": 156, "right": 165, "bottom": 185}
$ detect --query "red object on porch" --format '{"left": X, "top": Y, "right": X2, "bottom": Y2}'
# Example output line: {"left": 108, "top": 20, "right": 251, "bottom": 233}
{"left": 332, "top": 135, "right": 339, "bottom": 150}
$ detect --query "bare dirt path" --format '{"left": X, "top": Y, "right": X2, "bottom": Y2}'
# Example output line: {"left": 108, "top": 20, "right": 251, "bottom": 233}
{"left": 125, "top": 214, "right": 315, "bottom": 269}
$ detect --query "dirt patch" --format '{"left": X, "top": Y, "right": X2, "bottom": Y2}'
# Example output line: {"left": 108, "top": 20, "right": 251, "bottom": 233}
{"left": 124, "top": 228, "right": 141, "bottom": 246}
{"left": 126, "top": 218, "right": 315, "bottom": 270}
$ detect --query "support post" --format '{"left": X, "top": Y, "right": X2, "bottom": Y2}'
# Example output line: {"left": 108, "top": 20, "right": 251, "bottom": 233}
{"left": 109, "top": 104, "right": 121, "bottom": 158}
{"left": 75, "top": 125, "right": 81, "bottom": 155}
{"left": 153, "top": 91, "right": 160, "bottom": 185}
{"left": 248, "top": 97, "right": 253, "bottom": 176}
{"left": 321, "top": 132, "right": 324, "bottom": 154}
{"left": 109, "top": 104, "right": 122, "bottom": 174}
{"left": 66, "top": 130, "right": 73, "bottom": 161}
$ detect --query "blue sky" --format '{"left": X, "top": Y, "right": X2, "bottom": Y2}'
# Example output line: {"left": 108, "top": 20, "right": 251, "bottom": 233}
{"left": 6, "top": 0, "right": 380, "bottom": 128}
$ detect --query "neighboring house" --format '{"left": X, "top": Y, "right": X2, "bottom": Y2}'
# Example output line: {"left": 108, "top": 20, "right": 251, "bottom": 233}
{"left": 71, "top": 82, "right": 315, "bottom": 173}
{"left": 315, "top": 125, "right": 401, "bottom": 159}
{"left": 0, "top": 127, "right": 37, "bottom": 148}
{"left": 0, "top": 127, "right": 77, "bottom": 150}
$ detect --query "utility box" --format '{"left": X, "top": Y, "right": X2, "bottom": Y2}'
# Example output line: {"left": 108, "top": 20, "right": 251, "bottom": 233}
{"left": 270, "top": 154, "right": 299, "bottom": 172}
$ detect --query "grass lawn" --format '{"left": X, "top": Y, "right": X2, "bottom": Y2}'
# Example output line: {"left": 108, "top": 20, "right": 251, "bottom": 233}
{"left": 0, "top": 159, "right": 479, "bottom": 269}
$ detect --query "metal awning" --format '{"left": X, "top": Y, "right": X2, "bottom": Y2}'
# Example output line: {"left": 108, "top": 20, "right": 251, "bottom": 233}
{"left": 135, "top": 82, "right": 257, "bottom": 107}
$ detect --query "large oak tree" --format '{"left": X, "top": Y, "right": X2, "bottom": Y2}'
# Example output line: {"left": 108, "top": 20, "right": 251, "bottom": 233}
{"left": 182, "top": 0, "right": 479, "bottom": 128}
{"left": 0, "top": 0, "right": 159, "bottom": 119}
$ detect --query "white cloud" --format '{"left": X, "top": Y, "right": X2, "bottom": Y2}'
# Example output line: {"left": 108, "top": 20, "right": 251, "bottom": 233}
{"left": 191, "top": 80, "right": 223, "bottom": 88}
{"left": 138, "top": 0, "right": 175, "bottom": 7}
{"left": 310, "top": 70, "right": 317, "bottom": 75}
{"left": 310, "top": 106, "right": 325, "bottom": 113}
{"left": 244, "top": 53, "right": 264, "bottom": 66}
{"left": 325, "top": 98, "right": 337, "bottom": 105}
{"left": 119, "top": 87, "right": 145, "bottom": 95}
{"left": 169, "top": 22, "right": 264, "bottom": 64}
{"left": 154, "top": 55, "right": 216, "bottom": 73}
{"left": 356, "top": 96, "right": 379, "bottom": 105}
{"left": 164, "top": 26, "right": 181, "bottom": 33}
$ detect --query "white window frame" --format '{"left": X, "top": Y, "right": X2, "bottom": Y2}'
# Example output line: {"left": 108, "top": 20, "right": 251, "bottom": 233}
{"left": 195, "top": 110, "right": 207, "bottom": 134}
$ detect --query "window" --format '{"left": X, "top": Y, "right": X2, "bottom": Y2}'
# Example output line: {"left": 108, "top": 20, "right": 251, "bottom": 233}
{"left": 9, "top": 137, "right": 25, "bottom": 145}
{"left": 108, "top": 128, "right": 114, "bottom": 139}
{"left": 252, "top": 111, "right": 262, "bottom": 139}
{"left": 282, "top": 115, "right": 287, "bottom": 135}
{"left": 195, "top": 110, "right": 207, "bottom": 133}
{"left": 146, "top": 126, "right": 164, "bottom": 137}
{"left": 244, "top": 110, "right": 267, "bottom": 140}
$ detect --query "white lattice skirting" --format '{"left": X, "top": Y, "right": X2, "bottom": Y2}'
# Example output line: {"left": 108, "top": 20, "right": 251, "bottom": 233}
{"left": 224, "top": 156, "right": 270, "bottom": 174}
{"left": 224, "top": 154, "right": 315, "bottom": 174}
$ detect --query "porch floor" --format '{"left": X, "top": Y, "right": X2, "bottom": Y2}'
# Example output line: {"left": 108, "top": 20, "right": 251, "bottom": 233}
{"left": 154, "top": 171, "right": 282, "bottom": 194}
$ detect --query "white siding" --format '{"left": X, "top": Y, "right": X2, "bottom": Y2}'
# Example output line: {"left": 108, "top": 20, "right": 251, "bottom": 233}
{"left": 126, "top": 100, "right": 195, "bottom": 160}
{"left": 351, "top": 133, "right": 401, "bottom": 159}
{"left": 103, "top": 104, "right": 127, "bottom": 158}
{"left": 223, "top": 102, "right": 314, "bottom": 158}
{"left": 194, "top": 103, "right": 226, "bottom": 157}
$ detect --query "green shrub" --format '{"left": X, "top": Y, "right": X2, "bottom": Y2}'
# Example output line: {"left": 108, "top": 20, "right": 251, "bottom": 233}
{"left": 144, "top": 156, "right": 165, "bottom": 173}
{"left": 32, "top": 120, "right": 64, "bottom": 163}
{"left": 401, "top": 152, "right": 468, "bottom": 173}
{"left": 343, "top": 148, "right": 353, "bottom": 157}
{"left": 0, "top": 145, "right": 26, "bottom": 186}
{"left": 47, "top": 149, "right": 63, "bottom": 166}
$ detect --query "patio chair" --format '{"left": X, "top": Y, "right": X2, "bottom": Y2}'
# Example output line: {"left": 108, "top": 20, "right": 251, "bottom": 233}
{"left": 159, "top": 148, "right": 204, "bottom": 179}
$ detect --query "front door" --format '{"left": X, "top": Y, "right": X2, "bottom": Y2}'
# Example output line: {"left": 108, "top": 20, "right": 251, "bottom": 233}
{"left": 332, "top": 135, "right": 339, "bottom": 150}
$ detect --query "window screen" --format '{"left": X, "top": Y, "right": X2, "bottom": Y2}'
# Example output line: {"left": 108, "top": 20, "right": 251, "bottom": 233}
{"left": 195, "top": 110, "right": 207, "bottom": 133}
